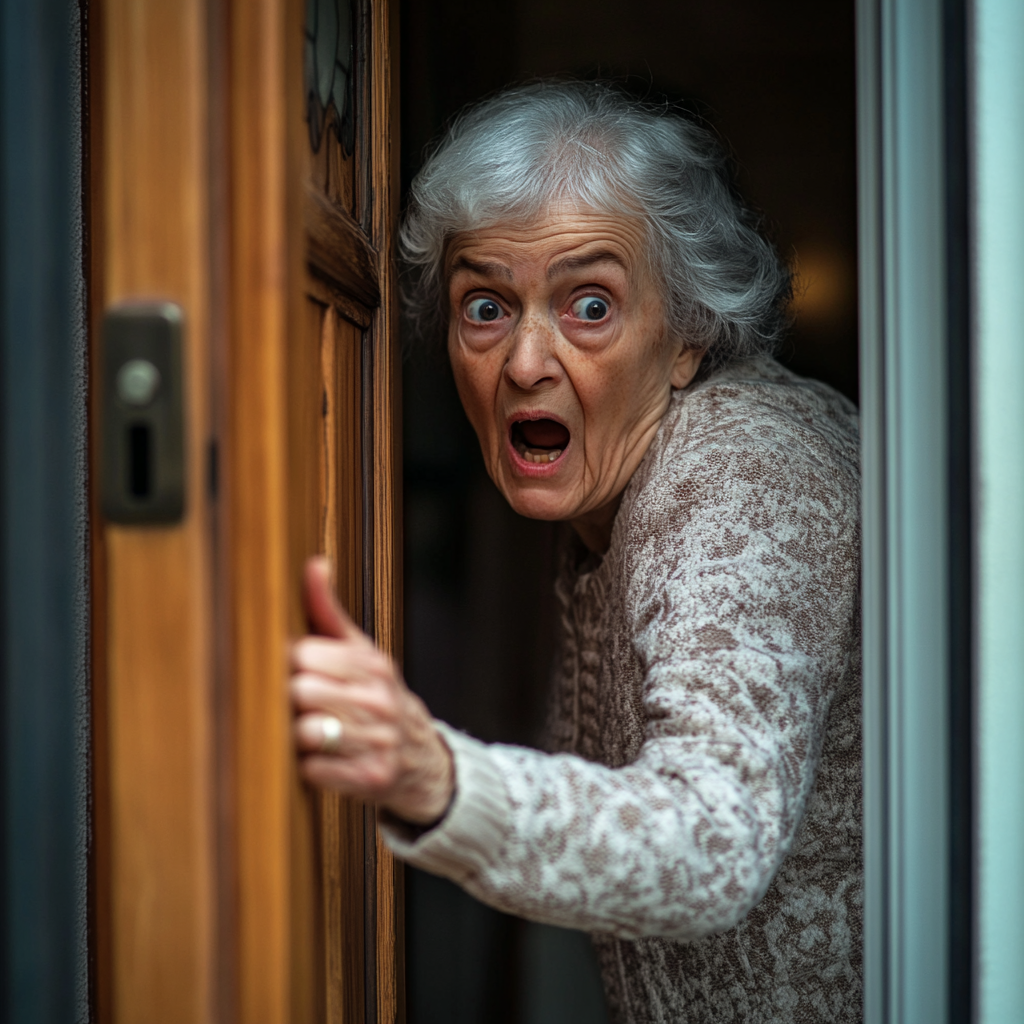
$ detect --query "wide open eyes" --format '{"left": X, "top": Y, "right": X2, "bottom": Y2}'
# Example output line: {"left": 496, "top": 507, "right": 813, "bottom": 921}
{"left": 570, "top": 296, "right": 610, "bottom": 322}
{"left": 465, "top": 297, "right": 506, "bottom": 323}
{"left": 461, "top": 293, "right": 611, "bottom": 327}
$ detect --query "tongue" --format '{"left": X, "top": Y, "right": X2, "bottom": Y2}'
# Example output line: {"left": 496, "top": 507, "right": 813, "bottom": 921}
{"left": 519, "top": 419, "right": 570, "bottom": 449}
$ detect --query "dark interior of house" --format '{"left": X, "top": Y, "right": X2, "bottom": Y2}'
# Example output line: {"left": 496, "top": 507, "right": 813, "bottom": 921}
{"left": 399, "top": 2, "right": 857, "bottom": 1020}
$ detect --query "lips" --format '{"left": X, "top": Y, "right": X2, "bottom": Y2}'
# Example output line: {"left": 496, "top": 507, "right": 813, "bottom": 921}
{"left": 509, "top": 417, "right": 570, "bottom": 465}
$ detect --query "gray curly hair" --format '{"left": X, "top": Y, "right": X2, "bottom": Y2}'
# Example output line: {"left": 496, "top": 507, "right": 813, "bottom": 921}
{"left": 399, "top": 80, "right": 792, "bottom": 365}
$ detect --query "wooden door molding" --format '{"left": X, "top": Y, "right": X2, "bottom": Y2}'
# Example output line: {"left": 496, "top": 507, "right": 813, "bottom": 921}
{"left": 305, "top": 184, "right": 381, "bottom": 309}
{"left": 226, "top": 1, "right": 403, "bottom": 1022}
{"left": 366, "top": 2, "right": 404, "bottom": 1018}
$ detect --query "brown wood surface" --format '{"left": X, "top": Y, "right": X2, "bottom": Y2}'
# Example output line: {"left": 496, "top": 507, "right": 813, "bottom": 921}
{"left": 229, "top": 0, "right": 402, "bottom": 1021}
{"left": 310, "top": 108, "right": 357, "bottom": 219}
{"left": 306, "top": 272, "right": 374, "bottom": 331}
{"left": 305, "top": 183, "right": 381, "bottom": 309}
{"left": 286, "top": 290, "right": 330, "bottom": 1024}
{"left": 92, "top": 0, "right": 403, "bottom": 1020}
{"left": 304, "top": 3, "right": 404, "bottom": 1022}
{"left": 366, "top": 1, "right": 404, "bottom": 1019}
{"left": 226, "top": 0, "right": 297, "bottom": 1020}
{"left": 318, "top": 309, "right": 368, "bottom": 1024}
{"left": 95, "top": 1, "right": 217, "bottom": 1023}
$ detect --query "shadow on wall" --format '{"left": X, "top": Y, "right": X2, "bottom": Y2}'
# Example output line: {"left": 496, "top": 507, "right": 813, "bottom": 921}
{"left": 400, "top": 2, "right": 857, "bottom": 1021}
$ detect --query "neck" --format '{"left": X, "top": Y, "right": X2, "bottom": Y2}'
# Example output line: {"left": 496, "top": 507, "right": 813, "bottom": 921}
{"left": 570, "top": 493, "right": 624, "bottom": 554}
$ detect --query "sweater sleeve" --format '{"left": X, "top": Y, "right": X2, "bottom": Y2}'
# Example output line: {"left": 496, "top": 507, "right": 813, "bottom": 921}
{"left": 381, "top": 431, "right": 859, "bottom": 941}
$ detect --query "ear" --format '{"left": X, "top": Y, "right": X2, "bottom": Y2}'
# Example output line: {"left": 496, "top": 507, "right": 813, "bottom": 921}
{"left": 669, "top": 345, "right": 704, "bottom": 389}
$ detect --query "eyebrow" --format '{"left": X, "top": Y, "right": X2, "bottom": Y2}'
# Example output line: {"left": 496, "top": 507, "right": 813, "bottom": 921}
{"left": 546, "top": 250, "right": 628, "bottom": 280}
{"left": 448, "top": 256, "right": 513, "bottom": 281}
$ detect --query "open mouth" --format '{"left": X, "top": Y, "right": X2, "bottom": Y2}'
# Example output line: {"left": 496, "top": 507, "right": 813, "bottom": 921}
{"left": 510, "top": 418, "right": 571, "bottom": 464}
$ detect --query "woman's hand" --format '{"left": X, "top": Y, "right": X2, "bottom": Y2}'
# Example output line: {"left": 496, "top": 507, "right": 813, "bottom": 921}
{"left": 290, "top": 557, "right": 454, "bottom": 826}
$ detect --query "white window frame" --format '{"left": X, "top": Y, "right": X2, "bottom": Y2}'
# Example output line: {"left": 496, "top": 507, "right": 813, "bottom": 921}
{"left": 859, "top": 0, "right": 1024, "bottom": 1020}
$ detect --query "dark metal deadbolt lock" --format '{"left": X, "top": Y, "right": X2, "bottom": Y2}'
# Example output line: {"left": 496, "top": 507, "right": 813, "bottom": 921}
{"left": 101, "top": 302, "right": 185, "bottom": 524}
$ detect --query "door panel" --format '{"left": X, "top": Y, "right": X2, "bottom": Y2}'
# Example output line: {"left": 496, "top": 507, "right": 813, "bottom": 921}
{"left": 226, "top": 0, "right": 401, "bottom": 1019}
{"left": 92, "top": 0, "right": 217, "bottom": 1021}
{"left": 91, "top": 0, "right": 401, "bottom": 1021}
{"left": 315, "top": 305, "right": 368, "bottom": 1024}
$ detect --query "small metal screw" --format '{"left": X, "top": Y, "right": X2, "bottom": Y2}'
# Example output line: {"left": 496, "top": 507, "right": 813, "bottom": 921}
{"left": 116, "top": 359, "right": 161, "bottom": 406}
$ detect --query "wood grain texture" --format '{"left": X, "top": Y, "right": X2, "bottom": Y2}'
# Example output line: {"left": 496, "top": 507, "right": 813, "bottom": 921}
{"left": 287, "top": 292, "right": 329, "bottom": 1024}
{"left": 226, "top": 0, "right": 295, "bottom": 1020}
{"left": 320, "top": 310, "right": 368, "bottom": 1024}
{"left": 319, "top": 792, "right": 369, "bottom": 1024}
{"left": 206, "top": 0, "right": 240, "bottom": 1019}
{"left": 97, "top": 0, "right": 216, "bottom": 1021}
{"left": 366, "top": 1, "right": 405, "bottom": 1020}
{"left": 229, "top": 1, "right": 385, "bottom": 1021}
{"left": 305, "top": 182, "right": 381, "bottom": 308}
{"left": 309, "top": 109, "right": 357, "bottom": 218}
{"left": 305, "top": 3, "right": 402, "bottom": 1021}
{"left": 93, "top": 0, "right": 401, "bottom": 1021}
{"left": 307, "top": 275, "right": 374, "bottom": 330}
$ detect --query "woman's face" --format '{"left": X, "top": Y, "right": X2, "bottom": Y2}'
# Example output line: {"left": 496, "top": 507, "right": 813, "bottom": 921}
{"left": 446, "top": 207, "right": 702, "bottom": 543}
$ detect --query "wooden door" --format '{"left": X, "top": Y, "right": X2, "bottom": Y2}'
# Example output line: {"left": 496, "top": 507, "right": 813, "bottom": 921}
{"left": 88, "top": 1, "right": 402, "bottom": 1022}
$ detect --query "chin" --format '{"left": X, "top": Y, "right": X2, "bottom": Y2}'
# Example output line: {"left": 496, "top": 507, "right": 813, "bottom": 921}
{"left": 501, "top": 484, "right": 574, "bottom": 522}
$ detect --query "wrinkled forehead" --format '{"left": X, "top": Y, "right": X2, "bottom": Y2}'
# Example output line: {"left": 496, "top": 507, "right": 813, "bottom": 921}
{"left": 442, "top": 203, "right": 655, "bottom": 286}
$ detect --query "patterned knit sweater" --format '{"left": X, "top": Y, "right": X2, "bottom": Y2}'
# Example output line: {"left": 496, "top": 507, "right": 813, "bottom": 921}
{"left": 384, "top": 357, "right": 862, "bottom": 1023}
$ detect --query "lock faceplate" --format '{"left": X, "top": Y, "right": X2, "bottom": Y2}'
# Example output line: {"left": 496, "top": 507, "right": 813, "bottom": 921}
{"left": 101, "top": 302, "right": 185, "bottom": 524}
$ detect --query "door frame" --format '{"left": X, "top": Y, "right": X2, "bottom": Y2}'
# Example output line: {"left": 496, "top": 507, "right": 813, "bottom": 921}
{"left": 856, "top": 0, "right": 974, "bottom": 1020}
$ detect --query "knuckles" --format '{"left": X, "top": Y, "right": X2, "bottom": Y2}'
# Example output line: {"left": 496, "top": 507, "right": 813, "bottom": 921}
{"left": 359, "top": 761, "right": 399, "bottom": 792}
{"left": 291, "top": 637, "right": 327, "bottom": 669}
{"left": 372, "top": 693, "right": 402, "bottom": 724}
{"left": 291, "top": 636, "right": 397, "bottom": 684}
{"left": 363, "top": 649, "right": 396, "bottom": 682}
{"left": 368, "top": 725, "right": 402, "bottom": 753}
{"left": 293, "top": 713, "right": 320, "bottom": 747}
{"left": 289, "top": 671, "right": 322, "bottom": 700}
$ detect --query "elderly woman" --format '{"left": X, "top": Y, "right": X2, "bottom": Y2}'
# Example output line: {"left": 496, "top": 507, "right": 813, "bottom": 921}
{"left": 291, "top": 82, "right": 861, "bottom": 1023}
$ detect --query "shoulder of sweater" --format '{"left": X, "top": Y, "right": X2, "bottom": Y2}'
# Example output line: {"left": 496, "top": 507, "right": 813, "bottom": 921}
{"left": 606, "top": 357, "right": 861, "bottom": 564}
{"left": 644, "top": 356, "right": 859, "bottom": 483}
{"left": 687, "top": 356, "right": 856, "bottom": 434}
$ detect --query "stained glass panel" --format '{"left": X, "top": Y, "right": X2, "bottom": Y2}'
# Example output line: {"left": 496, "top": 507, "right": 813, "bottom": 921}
{"left": 304, "top": 0, "right": 354, "bottom": 155}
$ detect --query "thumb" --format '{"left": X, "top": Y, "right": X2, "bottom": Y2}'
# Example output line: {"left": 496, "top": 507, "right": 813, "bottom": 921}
{"left": 303, "top": 556, "right": 362, "bottom": 641}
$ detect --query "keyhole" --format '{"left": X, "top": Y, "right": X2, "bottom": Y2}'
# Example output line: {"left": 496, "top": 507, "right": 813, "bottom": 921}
{"left": 128, "top": 423, "right": 152, "bottom": 498}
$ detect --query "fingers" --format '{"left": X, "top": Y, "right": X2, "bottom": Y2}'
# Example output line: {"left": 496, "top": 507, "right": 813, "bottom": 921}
{"left": 293, "top": 713, "right": 345, "bottom": 755}
{"left": 291, "top": 635, "right": 384, "bottom": 680}
{"left": 293, "top": 713, "right": 399, "bottom": 758}
{"left": 290, "top": 563, "right": 453, "bottom": 821}
{"left": 297, "top": 728, "right": 456, "bottom": 825}
{"left": 303, "top": 556, "right": 363, "bottom": 641}
{"left": 290, "top": 673, "right": 398, "bottom": 723}
{"left": 294, "top": 713, "right": 342, "bottom": 754}
{"left": 294, "top": 712, "right": 406, "bottom": 803}
{"left": 297, "top": 753, "right": 401, "bottom": 798}
{"left": 290, "top": 634, "right": 399, "bottom": 723}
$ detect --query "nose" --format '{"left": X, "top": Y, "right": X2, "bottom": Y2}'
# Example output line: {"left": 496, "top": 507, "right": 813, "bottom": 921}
{"left": 503, "top": 315, "right": 562, "bottom": 391}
